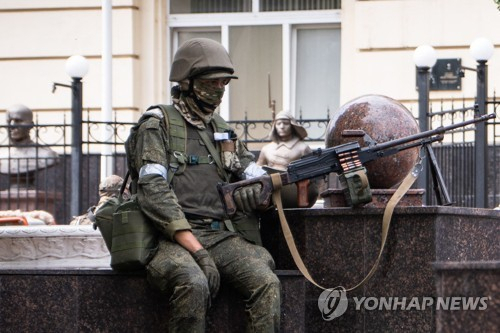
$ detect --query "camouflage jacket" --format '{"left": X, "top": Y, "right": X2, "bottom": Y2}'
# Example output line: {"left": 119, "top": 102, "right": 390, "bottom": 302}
{"left": 126, "top": 105, "right": 255, "bottom": 243}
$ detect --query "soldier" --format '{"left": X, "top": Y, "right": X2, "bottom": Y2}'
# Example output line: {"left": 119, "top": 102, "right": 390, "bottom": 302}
{"left": 69, "top": 175, "right": 127, "bottom": 226}
{"left": 126, "top": 38, "right": 280, "bottom": 332}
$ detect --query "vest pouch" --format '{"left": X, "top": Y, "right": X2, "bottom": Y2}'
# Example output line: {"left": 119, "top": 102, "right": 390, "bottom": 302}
{"left": 230, "top": 212, "right": 262, "bottom": 246}
{"left": 110, "top": 197, "right": 158, "bottom": 271}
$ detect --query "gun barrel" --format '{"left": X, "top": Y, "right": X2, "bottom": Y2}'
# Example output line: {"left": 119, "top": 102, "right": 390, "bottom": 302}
{"left": 370, "top": 113, "right": 495, "bottom": 153}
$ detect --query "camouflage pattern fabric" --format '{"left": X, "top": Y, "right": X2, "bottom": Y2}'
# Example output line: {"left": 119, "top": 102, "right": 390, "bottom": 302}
{"left": 193, "top": 78, "right": 225, "bottom": 107}
{"left": 98, "top": 174, "right": 125, "bottom": 197}
{"left": 130, "top": 97, "right": 281, "bottom": 332}
{"left": 147, "top": 235, "right": 280, "bottom": 333}
{"left": 70, "top": 175, "right": 126, "bottom": 225}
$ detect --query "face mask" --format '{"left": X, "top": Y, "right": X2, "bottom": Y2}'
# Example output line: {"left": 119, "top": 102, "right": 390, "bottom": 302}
{"left": 193, "top": 79, "right": 226, "bottom": 108}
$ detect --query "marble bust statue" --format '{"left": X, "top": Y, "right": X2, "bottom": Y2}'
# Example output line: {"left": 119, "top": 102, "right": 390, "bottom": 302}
{"left": 256, "top": 110, "right": 319, "bottom": 207}
{"left": 256, "top": 110, "right": 312, "bottom": 171}
{"left": 0, "top": 104, "right": 58, "bottom": 175}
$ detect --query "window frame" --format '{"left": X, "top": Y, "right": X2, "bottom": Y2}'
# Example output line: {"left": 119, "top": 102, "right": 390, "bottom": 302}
{"left": 290, "top": 23, "right": 342, "bottom": 117}
{"left": 167, "top": 8, "right": 341, "bottom": 119}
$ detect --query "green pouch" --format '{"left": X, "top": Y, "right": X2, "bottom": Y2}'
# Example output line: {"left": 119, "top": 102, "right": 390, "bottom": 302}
{"left": 92, "top": 198, "right": 120, "bottom": 252}
{"left": 92, "top": 171, "right": 158, "bottom": 271}
{"left": 231, "top": 212, "right": 262, "bottom": 246}
{"left": 110, "top": 195, "right": 158, "bottom": 271}
{"left": 339, "top": 166, "right": 372, "bottom": 207}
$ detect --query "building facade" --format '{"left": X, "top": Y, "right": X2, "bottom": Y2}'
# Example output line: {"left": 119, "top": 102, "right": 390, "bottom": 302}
{"left": 0, "top": 0, "right": 498, "bottom": 134}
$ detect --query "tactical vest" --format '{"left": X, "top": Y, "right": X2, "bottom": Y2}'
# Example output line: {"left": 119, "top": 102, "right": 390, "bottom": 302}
{"left": 125, "top": 105, "right": 263, "bottom": 245}
{"left": 126, "top": 104, "right": 231, "bottom": 188}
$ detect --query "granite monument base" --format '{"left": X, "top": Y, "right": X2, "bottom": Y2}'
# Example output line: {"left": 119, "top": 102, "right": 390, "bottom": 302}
{"left": 260, "top": 206, "right": 499, "bottom": 332}
{"left": 0, "top": 269, "right": 305, "bottom": 333}
{"left": 0, "top": 207, "right": 498, "bottom": 332}
{"left": 322, "top": 188, "right": 426, "bottom": 208}
{"left": 0, "top": 225, "right": 306, "bottom": 332}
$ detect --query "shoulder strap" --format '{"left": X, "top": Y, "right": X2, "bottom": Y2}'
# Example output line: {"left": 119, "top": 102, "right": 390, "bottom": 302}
{"left": 212, "top": 112, "right": 232, "bottom": 132}
{"left": 151, "top": 104, "right": 188, "bottom": 183}
{"left": 118, "top": 171, "right": 130, "bottom": 203}
{"left": 270, "top": 167, "right": 419, "bottom": 293}
{"left": 147, "top": 105, "right": 232, "bottom": 183}
{"left": 162, "top": 105, "right": 187, "bottom": 156}
{"left": 197, "top": 129, "right": 230, "bottom": 182}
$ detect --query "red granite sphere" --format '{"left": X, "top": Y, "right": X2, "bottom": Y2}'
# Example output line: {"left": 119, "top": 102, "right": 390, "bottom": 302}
{"left": 326, "top": 94, "right": 419, "bottom": 189}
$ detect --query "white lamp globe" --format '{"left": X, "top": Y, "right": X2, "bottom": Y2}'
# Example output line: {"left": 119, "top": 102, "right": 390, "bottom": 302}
{"left": 65, "top": 55, "right": 89, "bottom": 78}
{"left": 470, "top": 37, "right": 494, "bottom": 61}
{"left": 413, "top": 45, "right": 437, "bottom": 68}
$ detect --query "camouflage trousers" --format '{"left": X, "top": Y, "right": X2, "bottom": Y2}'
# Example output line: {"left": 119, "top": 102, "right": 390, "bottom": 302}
{"left": 146, "top": 235, "right": 281, "bottom": 333}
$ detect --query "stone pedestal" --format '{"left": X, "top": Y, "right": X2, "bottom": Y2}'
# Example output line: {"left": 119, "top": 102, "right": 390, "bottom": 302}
{"left": 0, "top": 207, "right": 498, "bottom": 332}
{"left": 260, "top": 206, "right": 499, "bottom": 332}
{"left": 433, "top": 261, "right": 500, "bottom": 333}
{"left": 322, "top": 188, "right": 425, "bottom": 208}
{"left": 0, "top": 225, "right": 307, "bottom": 332}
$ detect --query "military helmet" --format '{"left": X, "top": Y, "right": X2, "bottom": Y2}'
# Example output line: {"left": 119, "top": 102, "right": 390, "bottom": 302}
{"left": 98, "top": 175, "right": 124, "bottom": 197}
{"left": 169, "top": 38, "right": 238, "bottom": 82}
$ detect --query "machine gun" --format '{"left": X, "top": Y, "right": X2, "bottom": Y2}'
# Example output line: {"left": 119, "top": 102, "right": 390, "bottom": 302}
{"left": 218, "top": 113, "right": 495, "bottom": 216}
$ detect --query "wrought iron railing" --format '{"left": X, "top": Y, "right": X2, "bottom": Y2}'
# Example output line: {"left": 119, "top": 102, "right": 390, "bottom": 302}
{"left": 1, "top": 97, "right": 499, "bottom": 225}
{"left": 425, "top": 94, "right": 500, "bottom": 207}
{"left": 0, "top": 113, "right": 330, "bottom": 224}
{"left": 227, "top": 111, "right": 330, "bottom": 149}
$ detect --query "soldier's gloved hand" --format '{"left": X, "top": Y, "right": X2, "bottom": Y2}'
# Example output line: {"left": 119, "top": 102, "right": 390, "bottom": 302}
{"left": 192, "top": 248, "right": 220, "bottom": 298}
{"left": 234, "top": 183, "right": 263, "bottom": 213}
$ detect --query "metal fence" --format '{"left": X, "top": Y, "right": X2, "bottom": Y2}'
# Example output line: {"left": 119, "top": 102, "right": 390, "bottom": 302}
{"left": 0, "top": 110, "right": 329, "bottom": 225}
{"left": 0, "top": 100, "right": 499, "bottom": 225}
{"left": 420, "top": 93, "right": 500, "bottom": 207}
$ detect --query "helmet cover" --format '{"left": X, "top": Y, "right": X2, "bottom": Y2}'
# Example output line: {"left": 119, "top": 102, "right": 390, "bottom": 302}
{"left": 169, "top": 38, "right": 238, "bottom": 82}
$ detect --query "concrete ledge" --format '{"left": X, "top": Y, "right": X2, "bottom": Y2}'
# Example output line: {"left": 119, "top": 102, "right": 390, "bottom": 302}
{"left": 0, "top": 225, "right": 110, "bottom": 269}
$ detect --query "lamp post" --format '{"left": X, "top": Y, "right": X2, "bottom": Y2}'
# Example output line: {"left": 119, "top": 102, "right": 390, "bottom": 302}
{"left": 413, "top": 45, "right": 437, "bottom": 204}
{"left": 470, "top": 37, "right": 494, "bottom": 208}
{"left": 53, "top": 55, "right": 89, "bottom": 217}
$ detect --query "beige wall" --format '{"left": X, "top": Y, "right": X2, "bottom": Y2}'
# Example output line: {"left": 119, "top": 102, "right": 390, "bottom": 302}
{"left": 0, "top": 0, "right": 156, "bottom": 123}
{"left": 0, "top": 0, "right": 498, "bottom": 124}
{"left": 341, "top": 0, "right": 500, "bottom": 113}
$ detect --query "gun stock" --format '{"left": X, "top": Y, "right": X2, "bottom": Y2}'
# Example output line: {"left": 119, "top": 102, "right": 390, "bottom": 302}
{"left": 217, "top": 173, "right": 289, "bottom": 216}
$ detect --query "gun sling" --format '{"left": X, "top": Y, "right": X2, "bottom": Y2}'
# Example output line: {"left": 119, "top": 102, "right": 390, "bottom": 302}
{"left": 270, "top": 166, "right": 419, "bottom": 292}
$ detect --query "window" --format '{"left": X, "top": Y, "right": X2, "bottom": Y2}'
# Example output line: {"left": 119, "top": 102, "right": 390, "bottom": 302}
{"left": 170, "top": 0, "right": 340, "bottom": 13}
{"left": 177, "top": 31, "right": 221, "bottom": 46}
{"left": 229, "top": 26, "right": 282, "bottom": 122}
{"left": 260, "top": 0, "right": 341, "bottom": 11}
{"left": 294, "top": 26, "right": 341, "bottom": 120}
{"left": 170, "top": 0, "right": 251, "bottom": 14}
{"left": 168, "top": 4, "right": 341, "bottom": 127}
